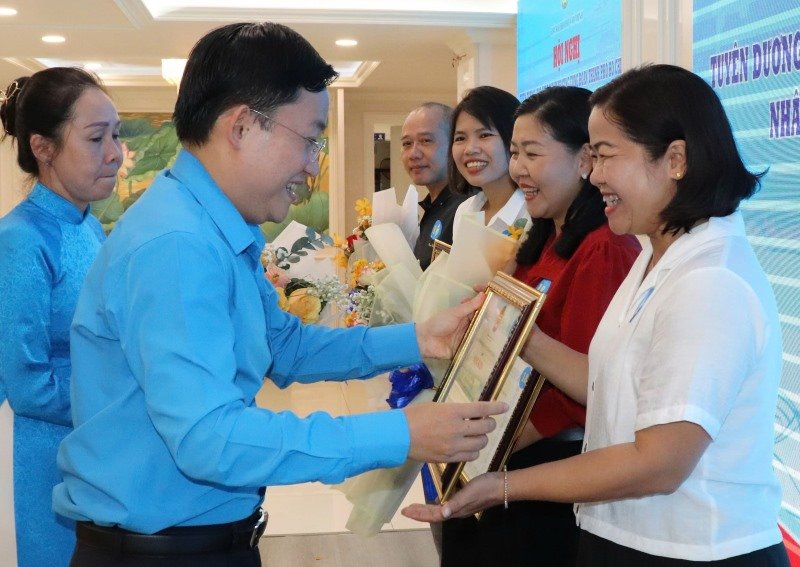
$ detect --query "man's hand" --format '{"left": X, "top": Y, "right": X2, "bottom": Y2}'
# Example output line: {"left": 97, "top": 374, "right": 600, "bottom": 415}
{"left": 415, "top": 293, "right": 485, "bottom": 359}
{"left": 403, "top": 400, "right": 507, "bottom": 463}
{"left": 401, "top": 471, "right": 504, "bottom": 522}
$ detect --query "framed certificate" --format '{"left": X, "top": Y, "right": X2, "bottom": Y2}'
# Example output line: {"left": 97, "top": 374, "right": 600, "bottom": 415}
{"left": 430, "top": 239, "right": 452, "bottom": 263}
{"left": 432, "top": 272, "right": 547, "bottom": 503}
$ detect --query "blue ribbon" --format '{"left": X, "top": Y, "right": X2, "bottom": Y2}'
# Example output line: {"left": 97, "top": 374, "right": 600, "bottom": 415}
{"left": 386, "top": 364, "right": 433, "bottom": 409}
{"left": 387, "top": 364, "right": 439, "bottom": 503}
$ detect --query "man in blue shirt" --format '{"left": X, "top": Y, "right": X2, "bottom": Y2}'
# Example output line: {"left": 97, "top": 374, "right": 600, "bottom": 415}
{"left": 54, "top": 22, "right": 504, "bottom": 567}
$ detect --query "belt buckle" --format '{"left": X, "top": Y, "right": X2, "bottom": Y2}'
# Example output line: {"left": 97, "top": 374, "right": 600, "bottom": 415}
{"left": 249, "top": 508, "right": 267, "bottom": 549}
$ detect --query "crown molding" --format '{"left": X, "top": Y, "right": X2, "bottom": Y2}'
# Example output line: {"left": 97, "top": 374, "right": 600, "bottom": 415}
{"left": 149, "top": 7, "right": 514, "bottom": 28}
{"left": 3, "top": 58, "right": 47, "bottom": 74}
{"left": 113, "top": 0, "right": 156, "bottom": 28}
{"left": 343, "top": 90, "right": 453, "bottom": 103}
{"left": 101, "top": 75, "right": 171, "bottom": 87}
{"left": 332, "top": 61, "right": 380, "bottom": 88}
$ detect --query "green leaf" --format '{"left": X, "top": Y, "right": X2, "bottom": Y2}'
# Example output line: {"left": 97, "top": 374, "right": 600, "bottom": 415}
{"left": 125, "top": 134, "right": 154, "bottom": 152}
{"left": 91, "top": 192, "right": 124, "bottom": 224}
{"left": 285, "top": 278, "right": 312, "bottom": 295}
{"left": 122, "top": 188, "right": 146, "bottom": 210}
{"left": 291, "top": 191, "right": 329, "bottom": 234}
{"left": 127, "top": 124, "right": 180, "bottom": 178}
{"left": 120, "top": 118, "right": 156, "bottom": 139}
{"left": 291, "top": 236, "right": 311, "bottom": 254}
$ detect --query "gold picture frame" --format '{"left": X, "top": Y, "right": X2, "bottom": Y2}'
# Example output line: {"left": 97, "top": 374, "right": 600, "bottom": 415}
{"left": 430, "top": 239, "right": 452, "bottom": 263}
{"left": 432, "top": 272, "right": 547, "bottom": 503}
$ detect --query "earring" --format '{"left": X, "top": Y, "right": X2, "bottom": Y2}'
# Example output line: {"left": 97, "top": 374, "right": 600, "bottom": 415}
{"left": 581, "top": 172, "right": 588, "bottom": 180}
{"left": 675, "top": 172, "right": 683, "bottom": 180}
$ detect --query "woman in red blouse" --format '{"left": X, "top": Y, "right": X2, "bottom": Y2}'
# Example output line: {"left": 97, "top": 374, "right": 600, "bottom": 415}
{"left": 440, "top": 87, "right": 641, "bottom": 566}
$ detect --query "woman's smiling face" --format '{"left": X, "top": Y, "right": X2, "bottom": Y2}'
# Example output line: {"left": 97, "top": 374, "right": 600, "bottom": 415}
{"left": 509, "top": 113, "right": 588, "bottom": 229}
{"left": 588, "top": 106, "right": 677, "bottom": 238}
{"left": 452, "top": 111, "right": 511, "bottom": 191}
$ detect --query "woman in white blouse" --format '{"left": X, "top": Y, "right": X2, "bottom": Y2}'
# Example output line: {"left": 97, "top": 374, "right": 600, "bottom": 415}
{"left": 449, "top": 86, "right": 530, "bottom": 239}
{"left": 405, "top": 65, "right": 790, "bottom": 566}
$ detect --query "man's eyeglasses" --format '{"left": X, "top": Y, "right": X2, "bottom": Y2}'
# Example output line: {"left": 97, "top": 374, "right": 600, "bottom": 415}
{"left": 249, "top": 108, "right": 326, "bottom": 163}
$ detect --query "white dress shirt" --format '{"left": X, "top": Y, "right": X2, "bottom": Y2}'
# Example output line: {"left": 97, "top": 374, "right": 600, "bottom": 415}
{"left": 579, "top": 212, "right": 784, "bottom": 560}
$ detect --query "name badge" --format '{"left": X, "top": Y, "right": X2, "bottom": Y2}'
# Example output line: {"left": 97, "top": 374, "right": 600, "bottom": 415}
{"left": 430, "top": 220, "right": 443, "bottom": 240}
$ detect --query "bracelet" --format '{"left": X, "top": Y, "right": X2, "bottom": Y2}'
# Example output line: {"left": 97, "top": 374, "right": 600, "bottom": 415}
{"left": 503, "top": 465, "right": 508, "bottom": 509}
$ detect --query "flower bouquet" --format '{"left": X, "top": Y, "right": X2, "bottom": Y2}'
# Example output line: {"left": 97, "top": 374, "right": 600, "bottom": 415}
{"left": 262, "top": 221, "right": 348, "bottom": 325}
{"left": 334, "top": 214, "right": 526, "bottom": 536}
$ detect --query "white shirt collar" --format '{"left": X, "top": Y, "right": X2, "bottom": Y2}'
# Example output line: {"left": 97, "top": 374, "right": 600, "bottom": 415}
{"left": 467, "top": 189, "right": 528, "bottom": 230}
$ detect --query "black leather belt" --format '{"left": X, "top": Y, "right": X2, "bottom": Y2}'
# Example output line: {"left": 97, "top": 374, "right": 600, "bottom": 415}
{"left": 76, "top": 508, "right": 268, "bottom": 556}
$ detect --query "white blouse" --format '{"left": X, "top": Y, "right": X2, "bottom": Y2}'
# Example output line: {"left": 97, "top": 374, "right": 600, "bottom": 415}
{"left": 578, "top": 213, "right": 784, "bottom": 560}
{"left": 452, "top": 188, "right": 530, "bottom": 240}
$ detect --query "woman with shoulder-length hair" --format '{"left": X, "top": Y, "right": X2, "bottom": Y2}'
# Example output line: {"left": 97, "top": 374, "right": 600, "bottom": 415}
{"left": 406, "top": 64, "right": 790, "bottom": 567}
{"left": 0, "top": 67, "right": 122, "bottom": 567}
{"left": 441, "top": 86, "right": 640, "bottom": 567}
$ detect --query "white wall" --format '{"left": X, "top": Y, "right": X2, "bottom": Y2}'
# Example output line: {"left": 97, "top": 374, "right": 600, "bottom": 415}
{"left": 0, "top": 139, "right": 29, "bottom": 216}
{"left": 342, "top": 91, "right": 454, "bottom": 234}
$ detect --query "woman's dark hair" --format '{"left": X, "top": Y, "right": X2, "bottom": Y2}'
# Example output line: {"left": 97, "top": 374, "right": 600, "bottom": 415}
{"left": 448, "top": 86, "right": 519, "bottom": 194}
{"left": 173, "top": 22, "right": 338, "bottom": 146}
{"left": 589, "top": 64, "right": 762, "bottom": 235}
{"left": 1, "top": 67, "right": 106, "bottom": 176}
{"left": 516, "top": 86, "right": 606, "bottom": 265}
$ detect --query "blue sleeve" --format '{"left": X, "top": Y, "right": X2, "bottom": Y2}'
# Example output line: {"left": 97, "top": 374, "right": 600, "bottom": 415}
{"left": 119, "top": 233, "right": 413, "bottom": 487}
{"left": 0, "top": 219, "right": 72, "bottom": 426}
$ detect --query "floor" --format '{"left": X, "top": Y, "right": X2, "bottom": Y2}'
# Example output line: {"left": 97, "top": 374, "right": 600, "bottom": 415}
{"left": 255, "top": 376, "right": 439, "bottom": 566}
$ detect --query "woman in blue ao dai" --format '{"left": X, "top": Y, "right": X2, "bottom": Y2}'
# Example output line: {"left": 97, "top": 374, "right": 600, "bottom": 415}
{"left": 0, "top": 67, "right": 122, "bottom": 567}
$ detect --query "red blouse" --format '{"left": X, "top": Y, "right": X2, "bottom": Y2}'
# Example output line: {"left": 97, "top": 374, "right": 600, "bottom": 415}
{"left": 513, "top": 224, "right": 641, "bottom": 437}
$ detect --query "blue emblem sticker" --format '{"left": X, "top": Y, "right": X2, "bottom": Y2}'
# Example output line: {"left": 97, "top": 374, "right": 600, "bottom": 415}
{"left": 519, "top": 365, "right": 532, "bottom": 389}
{"left": 430, "top": 220, "right": 443, "bottom": 240}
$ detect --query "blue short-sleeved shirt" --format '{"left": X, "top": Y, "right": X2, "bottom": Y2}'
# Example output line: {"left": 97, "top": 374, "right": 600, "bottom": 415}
{"left": 54, "top": 150, "right": 421, "bottom": 534}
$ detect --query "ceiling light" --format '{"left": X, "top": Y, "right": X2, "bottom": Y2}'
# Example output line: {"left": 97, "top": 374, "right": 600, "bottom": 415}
{"left": 335, "top": 39, "right": 358, "bottom": 47}
{"left": 42, "top": 35, "right": 66, "bottom": 44}
{"left": 84, "top": 62, "right": 103, "bottom": 71}
{"left": 161, "top": 58, "right": 187, "bottom": 90}
{"left": 0, "top": 7, "right": 17, "bottom": 16}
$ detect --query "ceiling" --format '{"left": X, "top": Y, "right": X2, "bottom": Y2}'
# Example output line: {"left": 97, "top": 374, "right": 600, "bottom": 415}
{"left": 0, "top": 0, "right": 517, "bottom": 96}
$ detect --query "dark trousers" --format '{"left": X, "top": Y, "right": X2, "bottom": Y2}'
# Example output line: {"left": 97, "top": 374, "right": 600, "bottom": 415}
{"left": 577, "top": 530, "right": 790, "bottom": 567}
{"left": 70, "top": 543, "right": 260, "bottom": 567}
{"left": 441, "top": 438, "right": 583, "bottom": 567}
{"left": 70, "top": 509, "right": 265, "bottom": 567}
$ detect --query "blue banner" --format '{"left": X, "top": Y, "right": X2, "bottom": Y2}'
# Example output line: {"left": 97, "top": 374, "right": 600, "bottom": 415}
{"left": 694, "top": 0, "right": 800, "bottom": 557}
{"left": 517, "top": 0, "right": 622, "bottom": 100}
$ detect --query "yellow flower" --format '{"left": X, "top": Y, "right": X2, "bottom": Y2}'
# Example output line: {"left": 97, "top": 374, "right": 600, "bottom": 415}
{"left": 286, "top": 288, "right": 322, "bottom": 324}
{"left": 335, "top": 251, "right": 349, "bottom": 268}
{"left": 349, "top": 258, "right": 368, "bottom": 287}
{"left": 507, "top": 225, "right": 524, "bottom": 241}
{"left": 344, "top": 312, "right": 359, "bottom": 327}
{"left": 354, "top": 198, "right": 372, "bottom": 217}
{"left": 371, "top": 260, "right": 386, "bottom": 271}
{"left": 275, "top": 287, "right": 289, "bottom": 310}
{"left": 332, "top": 233, "right": 345, "bottom": 248}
